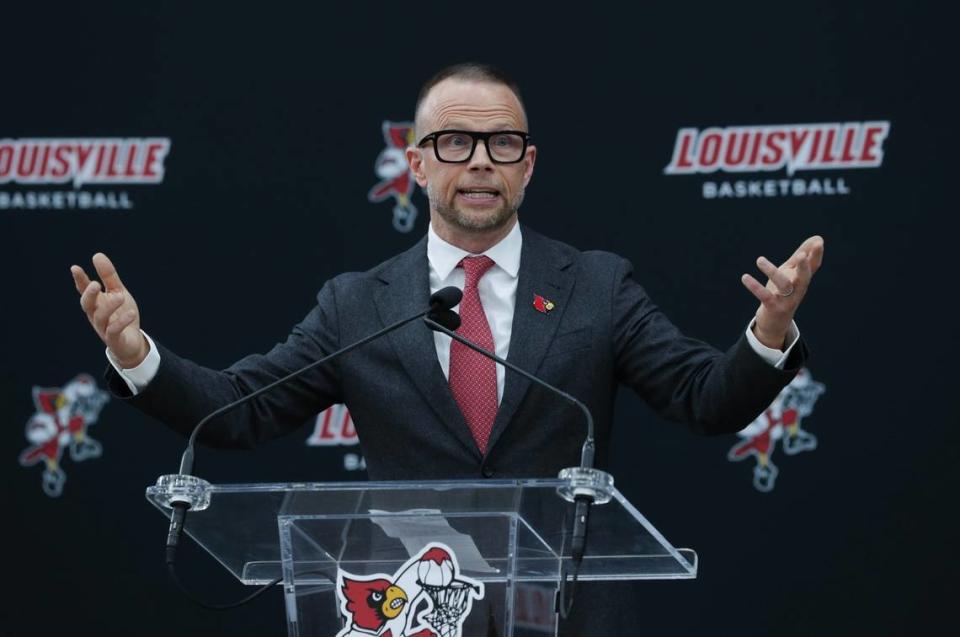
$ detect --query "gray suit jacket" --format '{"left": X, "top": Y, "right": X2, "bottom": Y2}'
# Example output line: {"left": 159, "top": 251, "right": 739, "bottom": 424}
{"left": 108, "top": 225, "right": 804, "bottom": 480}
{"left": 108, "top": 224, "right": 805, "bottom": 479}
{"left": 107, "top": 225, "right": 806, "bottom": 634}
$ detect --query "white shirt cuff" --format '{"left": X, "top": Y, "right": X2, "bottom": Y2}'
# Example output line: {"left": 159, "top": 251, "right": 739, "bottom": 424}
{"left": 105, "top": 330, "right": 160, "bottom": 395}
{"left": 744, "top": 319, "right": 800, "bottom": 370}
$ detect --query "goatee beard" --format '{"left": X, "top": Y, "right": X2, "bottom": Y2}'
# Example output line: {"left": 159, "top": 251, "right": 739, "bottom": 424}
{"left": 428, "top": 185, "right": 525, "bottom": 232}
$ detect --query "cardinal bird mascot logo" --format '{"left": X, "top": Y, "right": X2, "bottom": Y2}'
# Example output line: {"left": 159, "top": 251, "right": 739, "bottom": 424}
{"left": 18, "top": 374, "right": 109, "bottom": 497}
{"left": 336, "top": 543, "right": 483, "bottom": 637}
{"left": 368, "top": 121, "right": 419, "bottom": 233}
{"left": 727, "top": 368, "right": 825, "bottom": 492}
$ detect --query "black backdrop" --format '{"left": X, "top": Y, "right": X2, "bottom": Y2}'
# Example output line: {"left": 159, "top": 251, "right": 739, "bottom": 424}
{"left": 2, "top": 2, "right": 956, "bottom": 635}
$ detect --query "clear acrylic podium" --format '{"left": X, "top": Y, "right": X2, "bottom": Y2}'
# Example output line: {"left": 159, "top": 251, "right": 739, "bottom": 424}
{"left": 146, "top": 477, "right": 697, "bottom": 636}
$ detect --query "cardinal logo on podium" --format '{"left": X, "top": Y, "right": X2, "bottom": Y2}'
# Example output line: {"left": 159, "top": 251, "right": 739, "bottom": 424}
{"left": 336, "top": 543, "right": 483, "bottom": 637}
{"left": 18, "top": 374, "right": 109, "bottom": 497}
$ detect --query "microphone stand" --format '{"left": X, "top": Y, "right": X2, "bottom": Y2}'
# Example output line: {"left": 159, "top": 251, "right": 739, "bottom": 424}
{"left": 153, "top": 288, "right": 464, "bottom": 609}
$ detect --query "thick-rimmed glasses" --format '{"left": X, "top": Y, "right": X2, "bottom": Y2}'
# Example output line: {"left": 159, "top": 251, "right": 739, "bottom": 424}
{"left": 417, "top": 130, "right": 530, "bottom": 164}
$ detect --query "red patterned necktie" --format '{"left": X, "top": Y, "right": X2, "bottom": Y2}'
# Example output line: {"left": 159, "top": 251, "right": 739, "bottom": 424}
{"left": 449, "top": 255, "right": 498, "bottom": 455}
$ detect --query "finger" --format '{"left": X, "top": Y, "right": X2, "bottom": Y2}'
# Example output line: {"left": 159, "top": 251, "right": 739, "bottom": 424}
{"left": 70, "top": 265, "right": 92, "bottom": 295}
{"left": 804, "top": 235, "right": 825, "bottom": 273}
{"left": 105, "top": 309, "right": 137, "bottom": 338}
{"left": 795, "top": 252, "right": 813, "bottom": 289}
{"left": 79, "top": 280, "right": 102, "bottom": 314}
{"left": 756, "top": 257, "right": 794, "bottom": 293}
{"left": 798, "top": 251, "right": 812, "bottom": 278}
{"left": 92, "top": 252, "right": 125, "bottom": 292}
{"left": 93, "top": 291, "right": 126, "bottom": 330}
{"left": 786, "top": 235, "right": 824, "bottom": 269}
{"left": 94, "top": 291, "right": 125, "bottom": 323}
{"left": 741, "top": 273, "right": 774, "bottom": 304}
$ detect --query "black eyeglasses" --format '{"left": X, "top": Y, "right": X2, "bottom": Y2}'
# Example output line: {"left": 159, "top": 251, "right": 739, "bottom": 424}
{"left": 416, "top": 130, "right": 531, "bottom": 164}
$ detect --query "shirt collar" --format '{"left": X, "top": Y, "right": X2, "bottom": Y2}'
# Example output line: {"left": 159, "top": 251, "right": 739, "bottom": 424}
{"left": 427, "top": 220, "right": 522, "bottom": 280}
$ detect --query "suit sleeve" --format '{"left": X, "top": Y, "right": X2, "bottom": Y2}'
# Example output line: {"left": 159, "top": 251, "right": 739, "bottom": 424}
{"left": 104, "top": 279, "right": 345, "bottom": 448}
{"left": 611, "top": 257, "right": 807, "bottom": 434}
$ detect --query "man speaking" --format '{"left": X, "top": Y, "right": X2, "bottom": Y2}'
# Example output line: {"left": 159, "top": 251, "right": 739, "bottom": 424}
{"left": 70, "top": 63, "right": 823, "bottom": 633}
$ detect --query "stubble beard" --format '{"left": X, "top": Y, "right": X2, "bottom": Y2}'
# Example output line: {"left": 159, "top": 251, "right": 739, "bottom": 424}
{"left": 428, "top": 183, "right": 525, "bottom": 233}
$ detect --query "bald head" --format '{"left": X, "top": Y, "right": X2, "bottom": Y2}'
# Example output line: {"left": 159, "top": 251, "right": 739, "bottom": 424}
{"left": 413, "top": 63, "right": 528, "bottom": 139}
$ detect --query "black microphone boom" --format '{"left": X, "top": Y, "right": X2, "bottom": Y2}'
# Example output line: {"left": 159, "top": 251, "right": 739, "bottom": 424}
{"left": 423, "top": 314, "right": 595, "bottom": 469}
{"left": 165, "top": 286, "right": 464, "bottom": 567}
{"left": 181, "top": 286, "right": 462, "bottom": 471}
{"left": 423, "top": 312, "right": 598, "bottom": 619}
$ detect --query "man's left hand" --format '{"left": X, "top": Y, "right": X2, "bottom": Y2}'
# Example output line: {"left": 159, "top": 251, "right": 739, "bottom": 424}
{"left": 741, "top": 235, "right": 825, "bottom": 350}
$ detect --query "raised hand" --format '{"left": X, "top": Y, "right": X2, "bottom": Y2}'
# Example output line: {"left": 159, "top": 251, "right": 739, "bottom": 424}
{"left": 70, "top": 253, "right": 149, "bottom": 368}
{"left": 741, "top": 236, "right": 825, "bottom": 350}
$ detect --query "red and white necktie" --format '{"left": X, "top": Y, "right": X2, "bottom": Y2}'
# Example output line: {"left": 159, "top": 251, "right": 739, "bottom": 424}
{"left": 449, "top": 255, "right": 498, "bottom": 455}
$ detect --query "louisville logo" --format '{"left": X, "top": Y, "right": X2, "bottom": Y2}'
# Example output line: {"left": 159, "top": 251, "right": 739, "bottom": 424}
{"left": 368, "top": 121, "right": 419, "bottom": 233}
{"left": 0, "top": 138, "right": 171, "bottom": 187}
{"left": 337, "top": 543, "right": 483, "bottom": 637}
{"left": 18, "top": 374, "right": 109, "bottom": 497}
{"left": 306, "top": 403, "right": 358, "bottom": 447}
{"left": 664, "top": 122, "right": 890, "bottom": 175}
{"left": 727, "top": 368, "right": 825, "bottom": 492}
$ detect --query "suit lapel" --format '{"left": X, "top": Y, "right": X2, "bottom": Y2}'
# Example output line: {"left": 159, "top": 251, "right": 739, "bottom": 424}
{"left": 486, "top": 227, "right": 575, "bottom": 455}
{"left": 373, "top": 237, "right": 482, "bottom": 461}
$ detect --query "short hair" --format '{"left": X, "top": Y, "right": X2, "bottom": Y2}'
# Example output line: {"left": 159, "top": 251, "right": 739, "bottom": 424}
{"left": 414, "top": 63, "right": 526, "bottom": 138}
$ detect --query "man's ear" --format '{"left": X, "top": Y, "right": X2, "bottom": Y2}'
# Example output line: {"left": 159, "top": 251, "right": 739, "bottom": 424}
{"left": 522, "top": 144, "right": 537, "bottom": 188}
{"left": 406, "top": 146, "right": 428, "bottom": 188}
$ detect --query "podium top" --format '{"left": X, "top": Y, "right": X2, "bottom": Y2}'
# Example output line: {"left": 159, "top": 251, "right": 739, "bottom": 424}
{"left": 147, "top": 477, "right": 696, "bottom": 586}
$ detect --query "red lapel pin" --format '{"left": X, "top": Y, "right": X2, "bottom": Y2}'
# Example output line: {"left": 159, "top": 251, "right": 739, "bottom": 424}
{"left": 533, "top": 294, "right": 556, "bottom": 314}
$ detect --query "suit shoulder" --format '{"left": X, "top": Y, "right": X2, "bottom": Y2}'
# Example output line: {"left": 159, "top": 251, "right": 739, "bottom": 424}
{"left": 522, "top": 225, "right": 629, "bottom": 279}
{"left": 307, "top": 260, "right": 392, "bottom": 305}
{"left": 577, "top": 249, "right": 630, "bottom": 272}
{"left": 323, "top": 236, "right": 426, "bottom": 293}
{"left": 523, "top": 226, "right": 622, "bottom": 264}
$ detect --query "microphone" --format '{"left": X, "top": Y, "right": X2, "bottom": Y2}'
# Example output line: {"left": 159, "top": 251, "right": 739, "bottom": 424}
{"left": 164, "top": 286, "right": 464, "bottom": 567}
{"left": 423, "top": 313, "right": 597, "bottom": 618}
{"left": 426, "top": 308, "right": 461, "bottom": 331}
{"left": 429, "top": 286, "right": 463, "bottom": 313}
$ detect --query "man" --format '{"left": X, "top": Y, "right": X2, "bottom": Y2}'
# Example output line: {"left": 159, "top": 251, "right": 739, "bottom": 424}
{"left": 71, "top": 64, "right": 823, "bottom": 633}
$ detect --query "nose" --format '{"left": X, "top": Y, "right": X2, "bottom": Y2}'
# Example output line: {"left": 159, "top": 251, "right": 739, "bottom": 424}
{"left": 467, "top": 139, "right": 494, "bottom": 172}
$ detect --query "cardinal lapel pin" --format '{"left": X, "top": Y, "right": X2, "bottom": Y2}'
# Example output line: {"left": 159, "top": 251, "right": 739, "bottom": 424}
{"left": 533, "top": 294, "right": 555, "bottom": 314}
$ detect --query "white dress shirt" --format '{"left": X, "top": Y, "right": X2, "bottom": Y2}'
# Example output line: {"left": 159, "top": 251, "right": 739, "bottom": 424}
{"left": 109, "top": 223, "right": 799, "bottom": 398}
{"left": 428, "top": 221, "right": 522, "bottom": 405}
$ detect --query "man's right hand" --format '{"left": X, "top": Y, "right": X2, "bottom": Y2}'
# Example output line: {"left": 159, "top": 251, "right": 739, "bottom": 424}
{"left": 71, "top": 253, "right": 149, "bottom": 369}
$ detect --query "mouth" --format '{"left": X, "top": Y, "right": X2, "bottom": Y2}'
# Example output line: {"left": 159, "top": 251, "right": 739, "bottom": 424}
{"left": 456, "top": 187, "right": 501, "bottom": 203}
{"left": 389, "top": 598, "right": 405, "bottom": 610}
